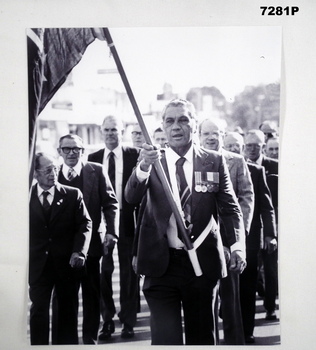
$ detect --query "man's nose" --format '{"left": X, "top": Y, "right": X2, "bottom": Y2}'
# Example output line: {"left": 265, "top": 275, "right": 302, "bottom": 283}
{"left": 171, "top": 120, "right": 180, "bottom": 129}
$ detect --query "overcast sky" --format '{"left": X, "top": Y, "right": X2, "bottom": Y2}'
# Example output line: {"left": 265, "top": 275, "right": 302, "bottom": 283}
{"left": 71, "top": 26, "right": 282, "bottom": 110}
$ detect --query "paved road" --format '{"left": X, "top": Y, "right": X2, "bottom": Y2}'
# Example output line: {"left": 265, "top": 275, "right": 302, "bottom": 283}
{"left": 27, "top": 245, "right": 280, "bottom": 345}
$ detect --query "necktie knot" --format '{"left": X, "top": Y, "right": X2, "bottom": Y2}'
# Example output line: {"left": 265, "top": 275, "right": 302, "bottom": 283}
{"left": 68, "top": 167, "right": 76, "bottom": 181}
{"left": 176, "top": 157, "right": 186, "bottom": 167}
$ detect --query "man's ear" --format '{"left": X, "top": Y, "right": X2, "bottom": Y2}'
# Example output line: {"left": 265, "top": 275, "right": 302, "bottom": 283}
{"left": 57, "top": 148, "right": 62, "bottom": 157}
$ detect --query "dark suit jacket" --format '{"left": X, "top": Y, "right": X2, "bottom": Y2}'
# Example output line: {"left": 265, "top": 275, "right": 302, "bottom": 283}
{"left": 125, "top": 145, "right": 244, "bottom": 280}
{"left": 247, "top": 163, "right": 277, "bottom": 250}
{"left": 261, "top": 155, "right": 278, "bottom": 222}
{"left": 29, "top": 183, "right": 92, "bottom": 285}
{"left": 88, "top": 146, "right": 140, "bottom": 236}
{"left": 58, "top": 161, "right": 119, "bottom": 257}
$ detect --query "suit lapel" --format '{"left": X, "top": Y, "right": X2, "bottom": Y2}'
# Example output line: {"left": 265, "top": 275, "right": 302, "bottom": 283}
{"left": 50, "top": 184, "right": 67, "bottom": 223}
{"left": 160, "top": 150, "right": 171, "bottom": 185}
{"left": 30, "top": 185, "right": 47, "bottom": 222}
{"left": 82, "top": 163, "right": 94, "bottom": 207}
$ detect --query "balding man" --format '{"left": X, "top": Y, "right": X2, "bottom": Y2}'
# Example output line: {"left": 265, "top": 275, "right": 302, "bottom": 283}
{"left": 29, "top": 153, "right": 92, "bottom": 345}
{"left": 244, "top": 129, "right": 279, "bottom": 324}
{"left": 199, "top": 120, "right": 254, "bottom": 345}
{"left": 224, "top": 132, "right": 277, "bottom": 343}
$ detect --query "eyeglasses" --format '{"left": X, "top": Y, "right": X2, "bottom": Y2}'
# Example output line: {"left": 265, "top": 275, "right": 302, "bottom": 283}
{"left": 131, "top": 131, "right": 142, "bottom": 136}
{"left": 36, "top": 166, "right": 59, "bottom": 176}
{"left": 60, "top": 147, "right": 83, "bottom": 154}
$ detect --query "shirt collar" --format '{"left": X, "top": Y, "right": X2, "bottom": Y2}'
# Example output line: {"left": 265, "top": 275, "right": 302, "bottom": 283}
{"left": 105, "top": 146, "right": 122, "bottom": 159}
{"left": 165, "top": 144, "right": 194, "bottom": 164}
{"left": 62, "top": 161, "right": 83, "bottom": 177}
{"left": 37, "top": 184, "right": 55, "bottom": 197}
{"left": 248, "top": 153, "right": 263, "bottom": 165}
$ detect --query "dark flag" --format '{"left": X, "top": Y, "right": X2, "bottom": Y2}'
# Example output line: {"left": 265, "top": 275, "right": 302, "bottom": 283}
{"left": 27, "top": 28, "right": 105, "bottom": 187}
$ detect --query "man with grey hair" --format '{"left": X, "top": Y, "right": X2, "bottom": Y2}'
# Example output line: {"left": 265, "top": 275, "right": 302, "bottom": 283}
{"left": 56, "top": 134, "right": 119, "bottom": 345}
{"left": 29, "top": 152, "right": 92, "bottom": 345}
{"left": 224, "top": 131, "right": 278, "bottom": 343}
{"left": 244, "top": 129, "right": 279, "bottom": 323}
{"left": 125, "top": 99, "right": 245, "bottom": 345}
{"left": 88, "top": 116, "right": 141, "bottom": 340}
{"left": 200, "top": 121, "right": 254, "bottom": 345}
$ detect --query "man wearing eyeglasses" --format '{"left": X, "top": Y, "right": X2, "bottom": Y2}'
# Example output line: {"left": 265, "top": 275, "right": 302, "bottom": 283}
{"left": 88, "top": 115, "right": 140, "bottom": 340}
{"left": 29, "top": 153, "right": 92, "bottom": 345}
{"left": 131, "top": 123, "right": 145, "bottom": 148}
{"left": 55, "top": 134, "right": 119, "bottom": 345}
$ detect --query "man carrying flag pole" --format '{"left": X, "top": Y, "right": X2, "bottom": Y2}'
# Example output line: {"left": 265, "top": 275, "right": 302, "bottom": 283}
{"left": 125, "top": 98, "right": 246, "bottom": 345}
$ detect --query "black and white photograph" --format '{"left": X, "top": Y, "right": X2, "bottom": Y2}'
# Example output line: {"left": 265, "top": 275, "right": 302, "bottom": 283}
{"left": 27, "top": 26, "right": 281, "bottom": 346}
{"left": 1, "top": 1, "right": 316, "bottom": 350}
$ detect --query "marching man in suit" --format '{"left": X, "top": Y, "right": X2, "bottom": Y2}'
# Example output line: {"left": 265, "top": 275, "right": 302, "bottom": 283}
{"left": 125, "top": 99, "right": 246, "bottom": 345}
{"left": 224, "top": 132, "right": 277, "bottom": 343}
{"left": 56, "top": 134, "right": 119, "bottom": 344}
{"left": 29, "top": 153, "right": 92, "bottom": 345}
{"left": 244, "top": 129, "right": 279, "bottom": 322}
{"left": 88, "top": 115, "right": 140, "bottom": 340}
{"left": 199, "top": 121, "right": 254, "bottom": 345}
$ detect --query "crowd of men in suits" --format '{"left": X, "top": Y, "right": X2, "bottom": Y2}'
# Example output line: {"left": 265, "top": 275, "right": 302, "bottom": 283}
{"left": 29, "top": 98, "right": 279, "bottom": 345}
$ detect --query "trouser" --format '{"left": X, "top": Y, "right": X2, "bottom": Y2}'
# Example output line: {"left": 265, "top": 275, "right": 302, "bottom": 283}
{"left": 100, "top": 239, "right": 139, "bottom": 328}
{"left": 143, "top": 249, "right": 218, "bottom": 345}
{"left": 240, "top": 249, "right": 259, "bottom": 337}
{"left": 29, "top": 256, "right": 80, "bottom": 345}
{"left": 80, "top": 255, "right": 101, "bottom": 341}
{"left": 117, "top": 237, "right": 140, "bottom": 327}
{"left": 261, "top": 248, "right": 278, "bottom": 312}
{"left": 219, "top": 269, "right": 245, "bottom": 344}
{"left": 100, "top": 246, "right": 116, "bottom": 323}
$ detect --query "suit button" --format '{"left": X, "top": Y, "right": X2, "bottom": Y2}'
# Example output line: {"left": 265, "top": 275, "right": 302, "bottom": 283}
{"left": 45, "top": 251, "right": 48, "bottom": 255}
{"left": 48, "top": 238, "right": 52, "bottom": 242}
{"left": 190, "top": 235, "right": 194, "bottom": 240}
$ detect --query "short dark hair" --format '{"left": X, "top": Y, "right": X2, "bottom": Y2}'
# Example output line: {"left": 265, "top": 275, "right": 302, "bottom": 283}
{"left": 58, "top": 134, "right": 84, "bottom": 148}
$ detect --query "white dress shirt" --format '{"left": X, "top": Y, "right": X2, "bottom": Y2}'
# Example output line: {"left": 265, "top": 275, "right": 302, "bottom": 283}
{"left": 37, "top": 184, "right": 55, "bottom": 205}
{"left": 61, "top": 162, "right": 83, "bottom": 179}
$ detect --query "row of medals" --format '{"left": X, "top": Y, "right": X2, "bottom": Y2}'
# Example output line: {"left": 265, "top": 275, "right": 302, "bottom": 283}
{"left": 194, "top": 171, "right": 218, "bottom": 193}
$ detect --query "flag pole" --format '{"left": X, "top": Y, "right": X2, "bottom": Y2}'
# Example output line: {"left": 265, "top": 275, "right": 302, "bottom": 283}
{"left": 102, "top": 27, "right": 202, "bottom": 276}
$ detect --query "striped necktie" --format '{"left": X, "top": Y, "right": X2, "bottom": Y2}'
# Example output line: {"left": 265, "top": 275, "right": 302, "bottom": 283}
{"left": 108, "top": 152, "right": 116, "bottom": 193}
{"left": 67, "top": 167, "right": 76, "bottom": 181}
{"left": 176, "top": 157, "right": 191, "bottom": 226}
